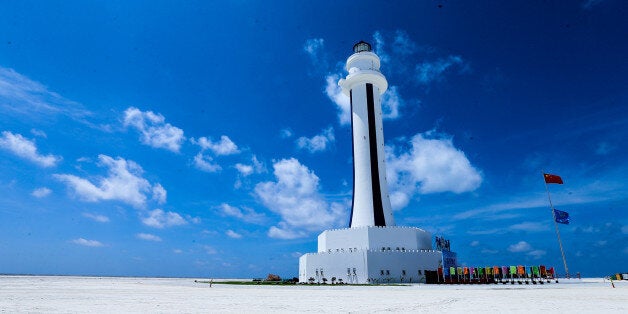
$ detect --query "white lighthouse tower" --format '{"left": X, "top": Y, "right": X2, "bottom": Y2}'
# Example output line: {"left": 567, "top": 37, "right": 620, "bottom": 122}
{"left": 339, "top": 41, "right": 395, "bottom": 228}
{"left": 298, "top": 41, "right": 442, "bottom": 284}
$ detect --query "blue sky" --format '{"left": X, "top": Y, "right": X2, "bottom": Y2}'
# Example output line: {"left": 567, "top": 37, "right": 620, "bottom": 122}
{"left": 0, "top": 1, "right": 626, "bottom": 278}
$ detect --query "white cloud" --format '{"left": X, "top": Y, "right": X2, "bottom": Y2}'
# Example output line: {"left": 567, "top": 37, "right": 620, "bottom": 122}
{"left": 0, "top": 66, "right": 91, "bottom": 121}
{"left": 325, "top": 74, "right": 351, "bottom": 125}
{"left": 235, "top": 163, "right": 254, "bottom": 176}
{"left": 192, "top": 135, "right": 239, "bottom": 156}
{"left": 528, "top": 249, "right": 546, "bottom": 259}
{"left": 415, "top": 55, "right": 465, "bottom": 85}
{"left": 234, "top": 155, "right": 265, "bottom": 177}
{"left": 30, "top": 129, "right": 47, "bottom": 138}
{"left": 381, "top": 86, "right": 402, "bottom": 119}
{"left": 226, "top": 230, "right": 242, "bottom": 239}
{"left": 136, "top": 233, "right": 162, "bottom": 242}
{"left": 386, "top": 131, "right": 482, "bottom": 210}
{"left": 82, "top": 213, "right": 110, "bottom": 223}
{"left": 303, "top": 38, "right": 324, "bottom": 61}
{"left": 123, "top": 107, "right": 185, "bottom": 152}
{"left": 193, "top": 153, "right": 222, "bottom": 172}
{"left": 509, "top": 222, "right": 550, "bottom": 232}
{"left": 296, "top": 127, "right": 335, "bottom": 153}
{"left": 254, "top": 158, "right": 347, "bottom": 238}
{"left": 218, "top": 203, "right": 265, "bottom": 224}
{"left": 469, "top": 240, "right": 480, "bottom": 247}
{"left": 0, "top": 131, "right": 61, "bottom": 167}
{"left": 621, "top": 225, "right": 628, "bottom": 234}
{"left": 268, "top": 224, "right": 306, "bottom": 240}
{"left": 203, "top": 245, "right": 217, "bottom": 255}
{"left": 173, "top": 249, "right": 183, "bottom": 254}
{"left": 280, "top": 128, "right": 293, "bottom": 138}
{"left": 152, "top": 183, "right": 167, "bottom": 204}
{"left": 391, "top": 30, "right": 418, "bottom": 56}
{"left": 141, "top": 209, "right": 187, "bottom": 228}
{"left": 54, "top": 155, "right": 156, "bottom": 208}
{"left": 71, "top": 238, "right": 103, "bottom": 247}
{"left": 508, "top": 241, "right": 532, "bottom": 253}
{"left": 31, "top": 187, "right": 52, "bottom": 198}
{"left": 372, "top": 31, "right": 390, "bottom": 63}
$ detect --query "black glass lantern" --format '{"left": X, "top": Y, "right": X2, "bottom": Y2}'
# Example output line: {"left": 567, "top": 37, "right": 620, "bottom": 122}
{"left": 353, "top": 41, "right": 372, "bottom": 53}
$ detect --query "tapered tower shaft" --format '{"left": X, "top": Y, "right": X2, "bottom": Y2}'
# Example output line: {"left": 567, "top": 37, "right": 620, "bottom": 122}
{"left": 339, "top": 41, "right": 395, "bottom": 228}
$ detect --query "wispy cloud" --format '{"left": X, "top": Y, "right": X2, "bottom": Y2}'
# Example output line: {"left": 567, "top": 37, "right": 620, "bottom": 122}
{"left": 31, "top": 187, "right": 52, "bottom": 198}
{"left": 0, "top": 66, "right": 92, "bottom": 121}
{"left": 509, "top": 221, "right": 550, "bottom": 232}
{"left": 82, "top": 212, "right": 110, "bottom": 223}
{"left": 218, "top": 203, "right": 266, "bottom": 224}
{"left": 123, "top": 107, "right": 185, "bottom": 152}
{"left": 234, "top": 155, "right": 265, "bottom": 177}
{"left": 415, "top": 55, "right": 466, "bottom": 85}
{"left": 303, "top": 38, "right": 326, "bottom": 68}
{"left": 141, "top": 209, "right": 187, "bottom": 228}
{"left": 296, "top": 127, "right": 335, "bottom": 153}
{"left": 136, "top": 233, "right": 162, "bottom": 242}
{"left": 581, "top": 0, "right": 604, "bottom": 10}
{"left": 193, "top": 153, "right": 222, "bottom": 173}
{"left": 255, "top": 158, "right": 348, "bottom": 239}
{"left": 381, "top": 86, "right": 403, "bottom": 119}
{"left": 0, "top": 131, "right": 61, "bottom": 167}
{"left": 54, "top": 155, "right": 161, "bottom": 208}
{"left": 71, "top": 238, "right": 104, "bottom": 247}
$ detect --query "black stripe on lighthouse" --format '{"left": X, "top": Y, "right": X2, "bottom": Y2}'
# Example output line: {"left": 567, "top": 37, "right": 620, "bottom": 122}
{"left": 349, "top": 89, "right": 355, "bottom": 227}
{"left": 366, "top": 83, "right": 386, "bottom": 226}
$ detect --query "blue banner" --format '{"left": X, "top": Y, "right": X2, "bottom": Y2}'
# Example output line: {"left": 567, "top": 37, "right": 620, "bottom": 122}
{"left": 554, "top": 209, "right": 570, "bottom": 224}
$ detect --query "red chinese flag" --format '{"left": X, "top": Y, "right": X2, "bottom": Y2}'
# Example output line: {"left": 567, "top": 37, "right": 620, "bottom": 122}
{"left": 544, "top": 173, "right": 563, "bottom": 184}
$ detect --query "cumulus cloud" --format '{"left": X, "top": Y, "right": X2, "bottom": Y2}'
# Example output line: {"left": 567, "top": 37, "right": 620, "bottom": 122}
{"left": 141, "top": 209, "right": 187, "bottom": 228}
{"left": 234, "top": 155, "right": 265, "bottom": 177}
{"left": 218, "top": 203, "right": 265, "bottom": 224}
{"left": 31, "top": 187, "right": 52, "bottom": 198}
{"left": 152, "top": 183, "right": 167, "bottom": 204}
{"left": 508, "top": 241, "right": 531, "bottom": 253}
{"left": 296, "top": 127, "right": 335, "bottom": 153}
{"left": 54, "top": 155, "right": 158, "bottom": 208}
{"left": 415, "top": 55, "right": 466, "bottom": 85}
{"left": 325, "top": 74, "right": 351, "bottom": 125}
{"left": 123, "top": 107, "right": 185, "bottom": 152}
{"left": 226, "top": 230, "right": 243, "bottom": 239}
{"left": 71, "top": 238, "right": 103, "bottom": 247}
{"left": 192, "top": 135, "right": 239, "bottom": 156}
{"left": 0, "top": 131, "right": 61, "bottom": 167}
{"left": 386, "top": 131, "right": 482, "bottom": 210}
{"left": 136, "top": 233, "right": 162, "bottom": 242}
{"left": 0, "top": 66, "right": 91, "bottom": 121}
{"left": 193, "top": 153, "right": 222, "bottom": 173}
{"left": 82, "top": 212, "right": 110, "bottom": 223}
{"left": 254, "top": 158, "right": 347, "bottom": 239}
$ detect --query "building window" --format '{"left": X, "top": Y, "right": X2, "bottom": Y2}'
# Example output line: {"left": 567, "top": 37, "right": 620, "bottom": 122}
{"left": 402, "top": 270, "right": 406, "bottom": 276}
{"left": 380, "top": 270, "right": 384, "bottom": 276}
{"left": 396, "top": 247, "right": 400, "bottom": 251}
{"left": 347, "top": 268, "right": 351, "bottom": 275}
{"left": 418, "top": 270, "right": 422, "bottom": 275}
{"left": 382, "top": 247, "right": 386, "bottom": 251}
{"left": 386, "top": 270, "right": 390, "bottom": 276}
{"left": 353, "top": 268, "right": 357, "bottom": 275}
{"left": 387, "top": 247, "right": 391, "bottom": 251}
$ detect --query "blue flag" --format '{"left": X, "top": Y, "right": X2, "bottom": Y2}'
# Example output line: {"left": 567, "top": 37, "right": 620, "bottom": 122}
{"left": 554, "top": 209, "right": 570, "bottom": 224}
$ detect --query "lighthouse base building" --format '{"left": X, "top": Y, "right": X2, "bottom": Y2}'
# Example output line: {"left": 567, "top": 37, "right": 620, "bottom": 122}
{"left": 299, "top": 227, "right": 442, "bottom": 284}
{"left": 298, "top": 41, "right": 449, "bottom": 284}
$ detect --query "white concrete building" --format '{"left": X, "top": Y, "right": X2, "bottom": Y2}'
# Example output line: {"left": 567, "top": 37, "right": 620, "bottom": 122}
{"left": 298, "top": 41, "right": 442, "bottom": 284}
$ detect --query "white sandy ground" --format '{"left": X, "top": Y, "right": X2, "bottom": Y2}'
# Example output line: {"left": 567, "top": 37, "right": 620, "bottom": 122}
{"left": 0, "top": 276, "right": 626, "bottom": 313}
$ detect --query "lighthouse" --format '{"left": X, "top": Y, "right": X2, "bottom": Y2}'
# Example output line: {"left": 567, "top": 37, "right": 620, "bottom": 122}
{"left": 339, "top": 41, "right": 395, "bottom": 228}
{"left": 298, "top": 41, "right": 444, "bottom": 284}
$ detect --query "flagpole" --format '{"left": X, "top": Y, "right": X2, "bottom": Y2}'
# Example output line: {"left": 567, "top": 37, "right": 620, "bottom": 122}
{"left": 543, "top": 172, "right": 570, "bottom": 278}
